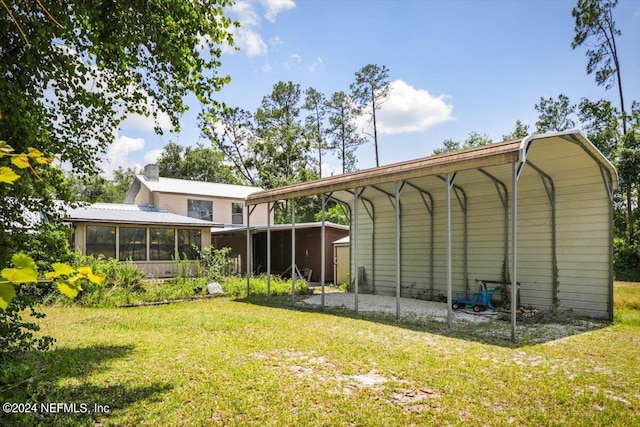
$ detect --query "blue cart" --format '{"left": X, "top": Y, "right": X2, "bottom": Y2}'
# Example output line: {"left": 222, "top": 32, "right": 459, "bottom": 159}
{"left": 452, "top": 285, "right": 498, "bottom": 312}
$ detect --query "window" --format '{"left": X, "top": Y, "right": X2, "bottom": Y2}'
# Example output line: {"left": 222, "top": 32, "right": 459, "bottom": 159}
{"left": 150, "top": 228, "right": 175, "bottom": 261}
{"left": 178, "top": 229, "right": 201, "bottom": 259}
{"left": 232, "top": 203, "right": 244, "bottom": 225}
{"left": 119, "top": 227, "right": 147, "bottom": 261}
{"left": 188, "top": 199, "right": 213, "bottom": 222}
{"left": 86, "top": 226, "right": 116, "bottom": 259}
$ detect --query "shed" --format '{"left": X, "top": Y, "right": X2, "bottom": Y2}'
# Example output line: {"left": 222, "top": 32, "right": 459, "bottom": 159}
{"left": 211, "top": 222, "right": 349, "bottom": 283}
{"left": 244, "top": 131, "right": 618, "bottom": 339}
{"left": 333, "top": 236, "right": 350, "bottom": 285}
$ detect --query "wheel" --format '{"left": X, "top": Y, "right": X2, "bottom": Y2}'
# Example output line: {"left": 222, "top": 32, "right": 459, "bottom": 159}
{"left": 473, "top": 305, "right": 482, "bottom": 312}
{"left": 452, "top": 302, "right": 461, "bottom": 310}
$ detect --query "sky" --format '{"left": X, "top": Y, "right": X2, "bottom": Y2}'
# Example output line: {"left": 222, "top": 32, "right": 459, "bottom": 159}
{"left": 105, "top": 0, "right": 640, "bottom": 178}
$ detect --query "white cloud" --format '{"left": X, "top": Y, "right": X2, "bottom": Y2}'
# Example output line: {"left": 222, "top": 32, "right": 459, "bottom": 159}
{"left": 376, "top": 80, "right": 454, "bottom": 134}
{"left": 236, "top": 27, "right": 268, "bottom": 57}
{"left": 144, "top": 149, "right": 164, "bottom": 165}
{"left": 120, "top": 111, "right": 172, "bottom": 132}
{"left": 260, "top": 0, "right": 296, "bottom": 22}
{"left": 224, "top": 0, "right": 295, "bottom": 57}
{"left": 309, "top": 57, "right": 324, "bottom": 72}
{"left": 291, "top": 53, "right": 302, "bottom": 63}
{"left": 103, "top": 134, "right": 145, "bottom": 177}
{"left": 321, "top": 162, "right": 342, "bottom": 178}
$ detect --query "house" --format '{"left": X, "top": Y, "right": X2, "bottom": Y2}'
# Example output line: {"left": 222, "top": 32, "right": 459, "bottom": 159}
{"left": 124, "top": 164, "right": 272, "bottom": 226}
{"left": 211, "top": 222, "right": 349, "bottom": 283}
{"left": 67, "top": 203, "right": 215, "bottom": 278}
{"left": 244, "top": 131, "right": 618, "bottom": 337}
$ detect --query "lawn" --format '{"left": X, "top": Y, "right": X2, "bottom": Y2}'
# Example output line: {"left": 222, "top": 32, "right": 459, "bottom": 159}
{"left": 7, "top": 283, "right": 640, "bottom": 426}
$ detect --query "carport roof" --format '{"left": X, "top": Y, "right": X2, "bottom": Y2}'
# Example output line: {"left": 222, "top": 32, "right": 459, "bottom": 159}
{"left": 246, "top": 131, "right": 617, "bottom": 205}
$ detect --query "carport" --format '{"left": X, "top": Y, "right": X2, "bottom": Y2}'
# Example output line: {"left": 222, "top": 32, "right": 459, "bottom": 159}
{"left": 245, "top": 131, "right": 617, "bottom": 340}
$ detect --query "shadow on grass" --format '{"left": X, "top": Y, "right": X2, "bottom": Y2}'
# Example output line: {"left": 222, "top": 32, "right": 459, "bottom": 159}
{"left": 232, "top": 293, "right": 611, "bottom": 349}
{"left": 4, "top": 344, "right": 171, "bottom": 427}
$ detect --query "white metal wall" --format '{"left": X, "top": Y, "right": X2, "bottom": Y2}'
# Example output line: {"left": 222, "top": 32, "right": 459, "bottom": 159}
{"left": 345, "top": 137, "right": 611, "bottom": 318}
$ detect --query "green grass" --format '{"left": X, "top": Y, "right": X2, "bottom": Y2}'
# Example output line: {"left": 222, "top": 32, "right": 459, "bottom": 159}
{"left": 5, "top": 283, "right": 640, "bottom": 426}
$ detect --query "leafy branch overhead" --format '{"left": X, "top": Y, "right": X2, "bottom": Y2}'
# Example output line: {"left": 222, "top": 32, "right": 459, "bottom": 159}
{"left": 0, "top": 253, "right": 103, "bottom": 310}
{"left": 0, "top": 141, "right": 53, "bottom": 183}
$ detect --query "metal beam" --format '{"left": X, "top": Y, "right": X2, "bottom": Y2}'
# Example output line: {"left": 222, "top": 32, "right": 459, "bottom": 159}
{"left": 478, "top": 169, "right": 509, "bottom": 283}
{"left": 321, "top": 194, "right": 326, "bottom": 308}
{"left": 266, "top": 202, "right": 274, "bottom": 297}
{"left": 395, "top": 180, "right": 404, "bottom": 320}
{"left": 511, "top": 163, "right": 520, "bottom": 341}
{"left": 246, "top": 204, "right": 257, "bottom": 297}
{"left": 527, "top": 161, "right": 558, "bottom": 312}
{"left": 405, "top": 182, "right": 435, "bottom": 300}
{"left": 291, "top": 199, "right": 296, "bottom": 306}
{"left": 446, "top": 172, "right": 456, "bottom": 328}
{"left": 353, "top": 188, "right": 360, "bottom": 314}
{"left": 438, "top": 174, "right": 469, "bottom": 293}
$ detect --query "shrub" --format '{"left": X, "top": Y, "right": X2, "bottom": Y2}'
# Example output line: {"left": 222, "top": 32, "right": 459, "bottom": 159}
{"left": 613, "top": 238, "right": 640, "bottom": 282}
{"left": 195, "top": 246, "right": 234, "bottom": 281}
{"left": 221, "top": 275, "right": 312, "bottom": 298}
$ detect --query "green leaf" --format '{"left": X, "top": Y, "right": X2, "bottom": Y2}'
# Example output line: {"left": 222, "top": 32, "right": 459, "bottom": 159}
{"left": 0, "top": 140, "right": 14, "bottom": 155}
{"left": 0, "top": 282, "right": 16, "bottom": 310}
{"left": 11, "top": 154, "right": 30, "bottom": 169}
{"left": 0, "top": 166, "right": 20, "bottom": 184}
{"left": 1, "top": 253, "right": 38, "bottom": 283}
{"left": 76, "top": 266, "right": 104, "bottom": 284}
{"left": 57, "top": 277, "right": 82, "bottom": 299}
{"left": 45, "top": 263, "right": 76, "bottom": 279}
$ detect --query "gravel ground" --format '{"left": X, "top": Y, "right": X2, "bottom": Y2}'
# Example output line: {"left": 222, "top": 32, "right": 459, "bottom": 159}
{"left": 301, "top": 292, "right": 492, "bottom": 324}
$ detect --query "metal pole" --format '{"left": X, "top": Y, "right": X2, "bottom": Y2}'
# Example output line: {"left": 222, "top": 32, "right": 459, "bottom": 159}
{"left": 246, "top": 204, "right": 251, "bottom": 297}
{"left": 321, "top": 194, "right": 326, "bottom": 308}
{"left": 266, "top": 201, "right": 271, "bottom": 298}
{"left": 291, "top": 199, "right": 296, "bottom": 306}
{"left": 395, "top": 181, "right": 401, "bottom": 320}
{"left": 354, "top": 188, "right": 359, "bottom": 314}
{"left": 511, "top": 163, "right": 519, "bottom": 341}
{"left": 446, "top": 173, "right": 453, "bottom": 329}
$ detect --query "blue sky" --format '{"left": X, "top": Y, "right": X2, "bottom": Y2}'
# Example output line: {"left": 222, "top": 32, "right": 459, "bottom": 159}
{"left": 105, "top": 0, "right": 640, "bottom": 178}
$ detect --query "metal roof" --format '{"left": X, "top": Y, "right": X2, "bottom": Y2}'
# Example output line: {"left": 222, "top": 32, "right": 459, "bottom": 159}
{"left": 130, "top": 175, "right": 264, "bottom": 199}
{"left": 211, "top": 221, "right": 349, "bottom": 235}
{"left": 246, "top": 131, "right": 618, "bottom": 205}
{"left": 66, "top": 203, "right": 222, "bottom": 227}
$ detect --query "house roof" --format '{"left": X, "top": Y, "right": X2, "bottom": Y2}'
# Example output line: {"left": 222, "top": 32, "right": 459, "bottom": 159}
{"left": 246, "top": 131, "right": 618, "bottom": 205}
{"left": 66, "top": 203, "right": 222, "bottom": 227}
{"left": 125, "top": 175, "right": 264, "bottom": 203}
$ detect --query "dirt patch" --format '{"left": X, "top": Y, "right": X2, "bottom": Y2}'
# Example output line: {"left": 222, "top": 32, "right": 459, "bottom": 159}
{"left": 389, "top": 387, "right": 444, "bottom": 413}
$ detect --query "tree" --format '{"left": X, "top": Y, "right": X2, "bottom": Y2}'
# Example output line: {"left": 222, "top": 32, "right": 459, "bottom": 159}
{"left": 350, "top": 64, "right": 390, "bottom": 167}
{"left": 617, "top": 131, "right": 640, "bottom": 244}
{"left": 432, "top": 132, "right": 492, "bottom": 155}
{"left": 577, "top": 98, "right": 620, "bottom": 159}
{"left": 535, "top": 95, "right": 577, "bottom": 132}
{"left": 156, "top": 143, "right": 239, "bottom": 184}
{"left": 502, "top": 120, "right": 530, "bottom": 140}
{"left": 253, "top": 82, "right": 316, "bottom": 222}
{"left": 572, "top": 0, "right": 627, "bottom": 133}
{"left": 325, "top": 91, "right": 366, "bottom": 174}
{"left": 65, "top": 166, "right": 137, "bottom": 203}
{"left": 253, "top": 81, "right": 311, "bottom": 189}
{"left": 202, "top": 107, "right": 257, "bottom": 185}
{"left": 432, "top": 139, "right": 461, "bottom": 155}
{"left": 1, "top": 1, "right": 235, "bottom": 261}
{"left": 303, "top": 88, "right": 328, "bottom": 177}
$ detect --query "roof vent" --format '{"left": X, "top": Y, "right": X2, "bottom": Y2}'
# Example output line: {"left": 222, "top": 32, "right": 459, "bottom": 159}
{"left": 143, "top": 164, "right": 159, "bottom": 181}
